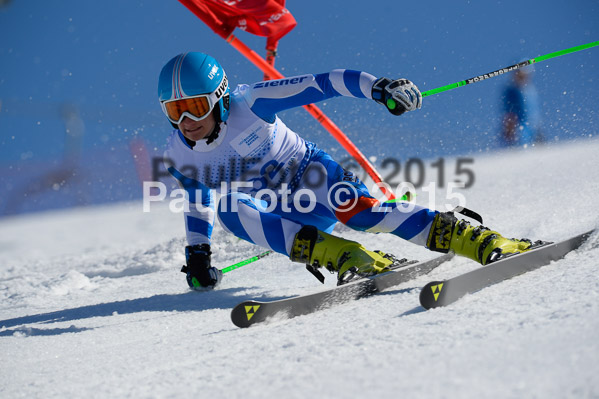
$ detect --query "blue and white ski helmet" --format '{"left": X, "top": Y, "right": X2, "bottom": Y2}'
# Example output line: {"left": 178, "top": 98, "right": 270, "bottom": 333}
{"left": 158, "top": 52, "right": 230, "bottom": 123}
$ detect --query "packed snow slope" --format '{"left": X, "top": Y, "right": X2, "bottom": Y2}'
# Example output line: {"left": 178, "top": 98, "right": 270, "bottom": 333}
{"left": 1, "top": 139, "right": 598, "bottom": 399}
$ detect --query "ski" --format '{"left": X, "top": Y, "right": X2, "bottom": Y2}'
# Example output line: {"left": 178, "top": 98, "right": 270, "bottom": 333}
{"left": 231, "top": 253, "right": 454, "bottom": 328}
{"left": 419, "top": 230, "right": 595, "bottom": 309}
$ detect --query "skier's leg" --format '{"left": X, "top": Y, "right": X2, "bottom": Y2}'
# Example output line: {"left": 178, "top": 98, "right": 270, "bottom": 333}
{"left": 325, "top": 172, "right": 534, "bottom": 266}
{"left": 216, "top": 191, "right": 337, "bottom": 257}
{"left": 290, "top": 149, "right": 533, "bottom": 279}
{"left": 296, "top": 149, "right": 438, "bottom": 245}
{"left": 336, "top": 187, "right": 533, "bottom": 266}
{"left": 217, "top": 192, "right": 299, "bottom": 256}
{"left": 287, "top": 150, "right": 430, "bottom": 282}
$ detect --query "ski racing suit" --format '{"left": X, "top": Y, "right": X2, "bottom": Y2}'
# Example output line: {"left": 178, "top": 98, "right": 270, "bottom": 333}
{"left": 164, "top": 70, "right": 438, "bottom": 256}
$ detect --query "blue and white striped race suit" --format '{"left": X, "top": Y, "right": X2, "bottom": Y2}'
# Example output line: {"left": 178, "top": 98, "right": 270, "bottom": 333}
{"left": 164, "top": 70, "right": 437, "bottom": 256}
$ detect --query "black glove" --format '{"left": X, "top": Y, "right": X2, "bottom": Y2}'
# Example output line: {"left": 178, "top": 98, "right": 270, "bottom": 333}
{"left": 181, "top": 244, "right": 223, "bottom": 290}
{"left": 372, "top": 77, "right": 422, "bottom": 116}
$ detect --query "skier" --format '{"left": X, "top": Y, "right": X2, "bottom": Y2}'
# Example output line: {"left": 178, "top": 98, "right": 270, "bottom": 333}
{"left": 500, "top": 67, "right": 544, "bottom": 146}
{"left": 158, "top": 52, "right": 532, "bottom": 290}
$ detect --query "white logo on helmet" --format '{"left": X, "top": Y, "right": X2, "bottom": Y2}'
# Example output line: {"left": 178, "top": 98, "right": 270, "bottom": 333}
{"left": 208, "top": 65, "right": 219, "bottom": 80}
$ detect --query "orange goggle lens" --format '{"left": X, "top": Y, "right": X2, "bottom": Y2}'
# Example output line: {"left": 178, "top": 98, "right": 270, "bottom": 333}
{"left": 163, "top": 96, "right": 212, "bottom": 123}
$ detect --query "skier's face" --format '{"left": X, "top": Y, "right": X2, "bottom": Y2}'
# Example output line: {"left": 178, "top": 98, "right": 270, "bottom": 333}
{"left": 178, "top": 111, "right": 217, "bottom": 141}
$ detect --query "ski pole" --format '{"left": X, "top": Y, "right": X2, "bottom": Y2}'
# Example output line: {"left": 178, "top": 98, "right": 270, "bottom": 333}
{"left": 221, "top": 250, "right": 274, "bottom": 274}
{"left": 419, "top": 40, "right": 599, "bottom": 98}
{"left": 384, "top": 192, "right": 414, "bottom": 203}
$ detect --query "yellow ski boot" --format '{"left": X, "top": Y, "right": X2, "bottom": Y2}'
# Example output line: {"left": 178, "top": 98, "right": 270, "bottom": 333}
{"left": 426, "top": 212, "right": 532, "bottom": 265}
{"left": 290, "top": 225, "right": 396, "bottom": 285}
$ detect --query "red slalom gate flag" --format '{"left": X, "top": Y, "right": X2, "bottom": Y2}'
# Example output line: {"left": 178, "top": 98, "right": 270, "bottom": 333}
{"left": 178, "top": 0, "right": 296, "bottom": 77}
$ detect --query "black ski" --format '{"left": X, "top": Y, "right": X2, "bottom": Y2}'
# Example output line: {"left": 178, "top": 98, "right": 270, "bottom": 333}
{"left": 419, "top": 230, "right": 595, "bottom": 309}
{"left": 231, "top": 253, "right": 453, "bottom": 328}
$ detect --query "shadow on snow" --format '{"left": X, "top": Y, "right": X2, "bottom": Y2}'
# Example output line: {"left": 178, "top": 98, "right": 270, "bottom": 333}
{"left": 0, "top": 286, "right": 292, "bottom": 335}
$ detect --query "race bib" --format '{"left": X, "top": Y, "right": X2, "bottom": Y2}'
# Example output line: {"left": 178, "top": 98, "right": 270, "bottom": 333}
{"left": 229, "top": 119, "right": 270, "bottom": 158}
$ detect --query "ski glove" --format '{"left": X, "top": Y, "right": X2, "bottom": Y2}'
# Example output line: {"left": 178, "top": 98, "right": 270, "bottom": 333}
{"left": 372, "top": 77, "right": 422, "bottom": 116}
{"left": 181, "top": 244, "right": 223, "bottom": 290}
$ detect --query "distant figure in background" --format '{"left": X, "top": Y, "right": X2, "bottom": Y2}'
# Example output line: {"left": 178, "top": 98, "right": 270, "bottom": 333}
{"left": 501, "top": 67, "right": 544, "bottom": 147}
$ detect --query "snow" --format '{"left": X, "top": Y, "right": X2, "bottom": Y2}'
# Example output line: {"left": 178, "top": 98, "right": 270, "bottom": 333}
{"left": 1, "top": 139, "right": 599, "bottom": 398}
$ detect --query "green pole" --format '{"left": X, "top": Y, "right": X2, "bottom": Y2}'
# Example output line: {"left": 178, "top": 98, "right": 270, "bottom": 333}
{"left": 384, "top": 192, "right": 414, "bottom": 203}
{"left": 221, "top": 250, "right": 274, "bottom": 274}
{"left": 421, "top": 40, "right": 599, "bottom": 97}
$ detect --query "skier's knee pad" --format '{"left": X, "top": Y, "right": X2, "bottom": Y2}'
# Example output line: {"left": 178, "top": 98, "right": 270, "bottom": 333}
{"left": 217, "top": 192, "right": 251, "bottom": 215}
{"left": 334, "top": 195, "right": 379, "bottom": 227}
{"left": 216, "top": 192, "right": 256, "bottom": 231}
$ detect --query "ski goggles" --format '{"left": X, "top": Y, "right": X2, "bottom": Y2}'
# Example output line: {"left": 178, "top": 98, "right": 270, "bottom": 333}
{"left": 160, "top": 94, "right": 215, "bottom": 125}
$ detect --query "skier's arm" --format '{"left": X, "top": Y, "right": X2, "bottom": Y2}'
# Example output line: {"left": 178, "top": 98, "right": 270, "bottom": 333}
{"left": 245, "top": 70, "right": 375, "bottom": 121}
{"left": 244, "top": 69, "right": 422, "bottom": 121}
{"left": 167, "top": 166, "right": 215, "bottom": 246}
{"left": 167, "top": 165, "right": 223, "bottom": 289}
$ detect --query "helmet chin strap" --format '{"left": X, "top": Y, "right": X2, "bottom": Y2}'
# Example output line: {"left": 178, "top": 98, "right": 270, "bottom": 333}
{"left": 204, "top": 121, "right": 222, "bottom": 145}
{"left": 204, "top": 93, "right": 229, "bottom": 145}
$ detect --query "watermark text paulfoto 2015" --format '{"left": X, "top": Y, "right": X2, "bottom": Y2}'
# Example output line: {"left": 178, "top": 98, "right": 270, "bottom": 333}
{"left": 143, "top": 156, "right": 476, "bottom": 214}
